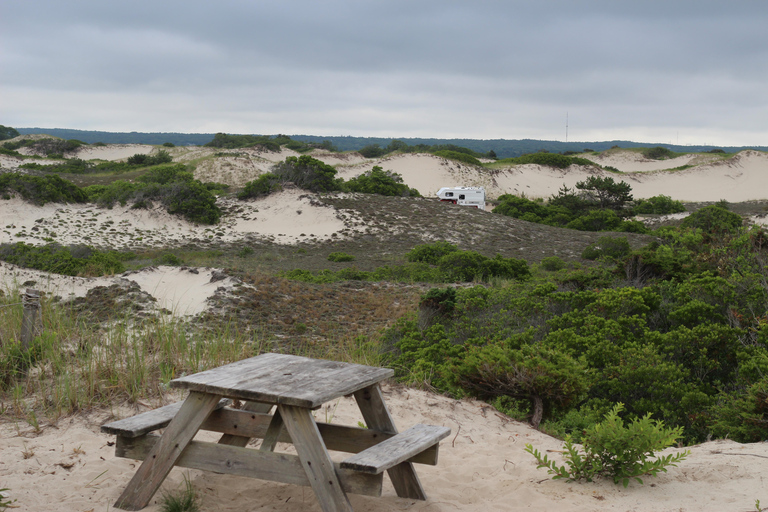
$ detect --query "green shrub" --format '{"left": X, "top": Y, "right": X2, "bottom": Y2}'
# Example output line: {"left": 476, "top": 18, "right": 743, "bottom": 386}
{"left": 344, "top": 166, "right": 420, "bottom": 197}
{"left": 156, "top": 252, "right": 183, "bottom": 266}
{"left": 272, "top": 155, "right": 342, "bottom": 192}
{"left": 541, "top": 256, "right": 566, "bottom": 271}
{"left": 634, "top": 195, "right": 686, "bottom": 215}
{"left": 642, "top": 146, "right": 676, "bottom": 160}
{"left": 432, "top": 150, "right": 482, "bottom": 166}
{"left": 451, "top": 342, "right": 590, "bottom": 428}
{"left": 582, "top": 236, "right": 631, "bottom": 261}
{"left": 327, "top": 252, "right": 355, "bottom": 262}
{"left": 238, "top": 173, "right": 282, "bottom": 199}
{"left": 0, "top": 242, "right": 130, "bottom": 276}
{"left": 525, "top": 403, "right": 689, "bottom": 486}
{"left": 0, "top": 125, "right": 20, "bottom": 141}
{"left": 88, "top": 164, "right": 221, "bottom": 224}
{"left": 127, "top": 150, "right": 173, "bottom": 166}
{"left": 681, "top": 205, "right": 742, "bottom": 235}
{"left": 0, "top": 172, "right": 88, "bottom": 205}
{"left": 406, "top": 241, "right": 459, "bottom": 265}
{"left": 498, "top": 153, "right": 596, "bottom": 169}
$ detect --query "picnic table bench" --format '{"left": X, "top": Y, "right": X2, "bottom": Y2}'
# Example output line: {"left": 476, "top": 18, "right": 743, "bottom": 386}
{"left": 102, "top": 353, "right": 451, "bottom": 512}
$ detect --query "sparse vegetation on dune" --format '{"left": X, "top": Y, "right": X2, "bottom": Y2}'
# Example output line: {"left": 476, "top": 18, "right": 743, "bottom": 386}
{"left": 2, "top": 139, "right": 768, "bottom": 460}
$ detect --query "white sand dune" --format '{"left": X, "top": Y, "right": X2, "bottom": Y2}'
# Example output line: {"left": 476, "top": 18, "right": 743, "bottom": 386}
{"left": 0, "top": 262, "right": 241, "bottom": 316}
{"left": 1, "top": 385, "right": 766, "bottom": 512}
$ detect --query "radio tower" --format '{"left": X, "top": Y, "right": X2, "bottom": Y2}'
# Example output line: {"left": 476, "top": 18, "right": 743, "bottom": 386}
{"left": 565, "top": 112, "right": 569, "bottom": 143}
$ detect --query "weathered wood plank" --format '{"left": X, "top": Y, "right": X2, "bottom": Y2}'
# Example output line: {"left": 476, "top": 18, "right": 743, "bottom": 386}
{"left": 170, "top": 353, "right": 393, "bottom": 408}
{"left": 114, "top": 391, "right": 222, "bottom": 511}
{"left": 279, "top": 404, "right": 354, "bottom": 512}
{"left": 101, "top": 399, "right": 231, "bottom": 438}
{"left": 341, "top": 424, "right": 450, "bottom": 474}
{"left": 116, "top": 435, "right": 383, "bottom": 497}
{"left": 260, "top": 408, "right": 283, "bottom": 452}
{"left": 217, "top": 401, "right": 272, "bottom": 447}
{"left": 201, "top": 408, "right": 440, "bottom": 464}
{"left": 354, "top": 384, "right": 428, "bottom": 500}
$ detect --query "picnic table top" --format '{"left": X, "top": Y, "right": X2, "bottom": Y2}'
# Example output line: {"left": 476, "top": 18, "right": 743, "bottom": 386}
{"left": 170, "top": 352, "right": 394, "bottom": 408}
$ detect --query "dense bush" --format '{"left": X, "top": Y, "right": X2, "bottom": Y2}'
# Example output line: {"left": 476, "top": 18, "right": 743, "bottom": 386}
{"left": 0, "top": 242, "right": 131, "bottom": 276}
{"left": 238, "top": 173, "right": 283, "bottom": 199}
{"left": 126, "top": 150, "right": 173, "bottom": 166}
{"left": 407, "top": 241, "right": 459, "bottom": 265}
{"left": 497, "top": 153, "right": 597, "bottom": 169}
{"left": 327, "top": 252, "right": 355, "bottom": 262}
{"left": 271, "top": 155, "right": 342, "bottom": 193}
{"left": 642, "top": 146, "right": 676, "bottom": 160}
{"left": 344, "top": 166, "right": 420, "bottom": 197}
{"left": 383, "top": 222, "right": 768, "bottom": 444}
{"left": 0, "top": 172, "right": 88, "bottom": 204}
{"left": 634, "top": 195, "right": 686, "bottom": 214}
{"left": 87, "top": 164, "right": 221, "bottom": 224}
{"left": 3, "top": 137, "right": 84, "bottom": 156}
{"left": 0, "top": 125, "right": 20, "bottom": 141}
{"left": 680, "top": 205, "right": 742, "bottom": 235}
{"left": 432, "top": 150, "right": 482, "bottom": 166}
{"left": 581, "top": 236, "right": 632, "bottom": 261}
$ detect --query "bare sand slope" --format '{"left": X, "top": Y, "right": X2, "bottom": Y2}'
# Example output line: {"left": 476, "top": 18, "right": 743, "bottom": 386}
{"left": 582, "top": 150, "right": 723, "bottom": 173}
{"left": 1, "top": 385, "right": 765, "bottom": 512}
{"left": 0, "top": 262, "right": 241, "bottom": 316}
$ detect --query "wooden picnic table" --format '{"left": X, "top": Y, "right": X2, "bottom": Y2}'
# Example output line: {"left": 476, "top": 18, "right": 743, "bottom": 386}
{"left": 102, "top": 353, "right": 450, "bottom": 512}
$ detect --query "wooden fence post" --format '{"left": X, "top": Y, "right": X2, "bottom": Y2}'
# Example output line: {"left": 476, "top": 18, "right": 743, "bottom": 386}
{"left": 21, "top": 288, "right": 41, "bottom": 353}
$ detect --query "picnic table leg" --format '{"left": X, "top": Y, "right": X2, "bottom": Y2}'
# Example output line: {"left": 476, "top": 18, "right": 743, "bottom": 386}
{"left": 278, "top": 404, "right": 354, "bottom": 512}
{"left": 354, "top": 384, "right": 428, "bottom": 500}
{"left": 218, "top": 401, "right": 273, "bottom": 447}
{"left": 114, "top": 392, "right": 222, "bottom": 511}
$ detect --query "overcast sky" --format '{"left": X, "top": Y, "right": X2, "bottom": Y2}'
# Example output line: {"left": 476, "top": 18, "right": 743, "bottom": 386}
{"left": 2, "top": 1, "right": 766, "bottom": 146}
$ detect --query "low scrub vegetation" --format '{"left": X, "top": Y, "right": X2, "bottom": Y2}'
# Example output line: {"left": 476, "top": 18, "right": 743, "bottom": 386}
{"left": 493, "top": 176, "right": 644, "bottom": 233}
{"left": 84, "top": 164, "right": 222, "bottom": 224}
{"left": 0, "top": 242, "right": 132, "bottom": 276}
{"left": 384, "top": 218, "right": 768, "bottom": 445}
{"left": 0, "top": 172, "right": 88, "bottom": 204}
{"left": 19, "top": 150, "right": 173, "bottom": 174}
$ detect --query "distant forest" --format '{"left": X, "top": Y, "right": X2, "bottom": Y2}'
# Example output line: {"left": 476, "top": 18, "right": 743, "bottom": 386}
{"left": 14, "top": 127, "right": 767, "bottom": 159}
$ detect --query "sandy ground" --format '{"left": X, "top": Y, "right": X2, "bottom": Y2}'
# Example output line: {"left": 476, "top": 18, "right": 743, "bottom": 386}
{"left": 1, "top": 384, "right": 766, "bottom": 512}
{"left": 0, "top": 188, "right": 360, "bottom": 249}
{"left": 0, "top": 262, "right": 242, "bottom": 316}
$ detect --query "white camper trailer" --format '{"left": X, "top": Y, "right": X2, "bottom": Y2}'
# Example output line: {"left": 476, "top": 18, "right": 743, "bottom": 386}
{"left": 436, "top": 186, "right": 485, "bottom": 210}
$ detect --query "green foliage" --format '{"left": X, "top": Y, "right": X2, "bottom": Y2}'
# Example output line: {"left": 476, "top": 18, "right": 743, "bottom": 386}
{"left": 87, "top": 164, "right": 221, "bottom": 224}
{"left": 160, "top": 475, "right": 200, "bottom": 512}
{"left": 272, "top": 155, "right": 342, "bottom": 192}
{"left": 204, "top": 133, "right": 325, "bottom": 152}
{"left": 525, "top": 403, "right": 689, "bottom": 486}
{"left": 0, "top": 125, "right": 20, "bottom": 141}
{"left": 432, "top": 150, "right": 482, "bottom": 166}
{"left": 238, "top": 173, "right": 283, "bottom": 199}
{"left": 127, "top": 150, "right": 173, "bottom": 166}
{"left": 437, "top": 251, "right": 530, "bottom": 282}
{"left": 493, "top": 176, "right": 641, "bottom": 233}
{"left": 0, "top": 172, "right": 88, "bottom": 204}
{"left": 327, "top": 252, "right": 355, "bottom": 262}
{"left": 156, "top": 252, "right": 183, "bottom": 266}
{"left": 642, "top": 146, "right": 676, "bottom": 160}
{"left": 0, "top": 242, "right": 131, "bottom": 276}
{"left": 541, "top": 256, "right": 566, "bottom": 271}
{"left": 0, "top": 487, "right": 15, "bottom": 510}
{"left": 681, "top": 205, "right": 742, "bottom": 235}
{"left": 582, "top": 236, "right": 631, "bottom": 261}
{"left": 344, "top": 166, "right": 420, "bottom": 197}
{"left": 407, "top": 241, "right": 459, "bottom": 265}
{"left": 709, "top": 377, "right": 768, "bottom": 442}
{"left": 575, "top": 176, "right": 633, "bottom": 214}
{"left": 497, "top": 152, "right": 596, "bottom": 169}
{"left": 450, "top": 342, "right": 590, "bottom": 427}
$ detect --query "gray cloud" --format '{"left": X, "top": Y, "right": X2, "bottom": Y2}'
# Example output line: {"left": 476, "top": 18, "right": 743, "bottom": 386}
{"left": 2, "top": 0, "right": 767, "bottom": 145}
